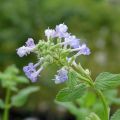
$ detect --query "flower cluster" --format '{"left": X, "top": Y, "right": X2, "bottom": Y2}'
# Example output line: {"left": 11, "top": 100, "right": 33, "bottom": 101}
{"left": 17, "top": 23, "right": 90, "bottom": 83}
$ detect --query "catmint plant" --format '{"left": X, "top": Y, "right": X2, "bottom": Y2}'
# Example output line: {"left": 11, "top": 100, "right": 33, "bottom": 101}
{"left": 17, "top": 23, "right": 120, "bottom": 120}
{"left": 0, "top": 65, "right": 39, "bottom": 120}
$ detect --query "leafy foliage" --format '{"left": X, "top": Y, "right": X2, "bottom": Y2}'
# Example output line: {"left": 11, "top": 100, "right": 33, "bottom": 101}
{"left": 56, "top": 84, "right": 86, "bottom": 102}
{"left": 11, "top": 86, "right": 39, "bottom": 107}
{"left": 0, "top": 65, "right": 29, "bottom": 91}
{"left": 95, "top": 72, "right": 120, "bottom": 91}
{"left": 110, "top": 109, "right": 120, "bottom": 120}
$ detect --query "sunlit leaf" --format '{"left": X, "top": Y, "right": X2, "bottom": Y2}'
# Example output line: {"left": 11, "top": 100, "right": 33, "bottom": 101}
{"left": 95, "top": 72, "right": 120, "bottom": 90}
{"left": 56, "top": 84, "right": 86, "bottom": 102}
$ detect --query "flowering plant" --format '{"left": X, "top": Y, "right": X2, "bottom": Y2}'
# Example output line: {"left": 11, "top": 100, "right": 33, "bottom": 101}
{"left": 17, "top": 24, "right": 120, "bottom": 120}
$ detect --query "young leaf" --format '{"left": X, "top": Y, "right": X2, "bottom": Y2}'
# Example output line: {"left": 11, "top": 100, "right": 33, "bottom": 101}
{"left": 94, "top": 72, "right": 120, "bottom": 90}
{"left": 11, "top": 86, "right": 39, "bottom": 107}
{"left": 67, "top": 70, "right": 77, "bottom": 89}
{"left": 56, "top": 84, "right": 86, "bottom": 102}
{"left": 85, "top": 112, "right": 101, "bottom": 120}
{"left": 110, "top": 109, "right": 120, "bottom": 120}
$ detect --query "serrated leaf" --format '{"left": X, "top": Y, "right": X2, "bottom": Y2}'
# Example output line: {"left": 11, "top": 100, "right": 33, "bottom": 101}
{"left": 56, "top": 84, "right": 86, "bottom": 102}
{"left": 0, "top": 99, "right": 5, "bottom": 109}
{"left": 11, "top": 86, "right": 39, "bottom": 107}
{"left": 85, "top": 112, "right": 101, "bottom": 120}
{"left": 94, "top": 72, "right": 120, "bottom": 90}
{"left": 67, "top": 70, "right": 77, "bottom": 89}
{"left": 110, "top": 109, "right": 120, "bottom": 120}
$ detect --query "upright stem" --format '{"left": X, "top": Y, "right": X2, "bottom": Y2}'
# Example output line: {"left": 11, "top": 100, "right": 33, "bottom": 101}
{"left": 72, "top": 63, "right": 109, "bottom": 120}
{"left": 96, "top": 90, "right": 109, "bottom": 120}
{"left": 3, "top": 88, "right": 11, "bottom": 120}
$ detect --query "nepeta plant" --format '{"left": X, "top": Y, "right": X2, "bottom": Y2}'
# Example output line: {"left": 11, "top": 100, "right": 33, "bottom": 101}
{"left": 0, "top": 65, "right": 39, "bottom": 120}
{"left": 17, "top": 24, "right": 120, "bottom": 120}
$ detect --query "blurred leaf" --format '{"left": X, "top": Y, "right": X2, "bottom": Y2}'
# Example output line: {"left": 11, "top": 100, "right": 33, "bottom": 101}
{"left": 56, "top": 84, "right": 86, "bottom": 102}
{"left": 11, "top": 86, "right": 39, "bottom": 107}
{"left": 95, "top": 72, "right": 120, "bottom": 90}
{"left": 4, "top": 65, "right": 19, "bottom": 75}
{"left": 80, "top": 92, "right": 96, "bottom": 108}
{"left": 56, "top": 102, "right": 89, "bottom": 120}
{"left": 0, "top": 65, "right": 29, "bottom": 90}
{"left": 85, "top": 112, "right": 101, "bottom": 120}
{"left": 110, "top": 109, "right": 120, "bottom": 120}
{"left": 104, "top": 89, "right": 120, "bottom": 105}
{"left": 56, "top": 102, "right": 78, "bottom": 114}
{"left": 14, "top": 76, "right": 29, "bottom": 84}
{"left": 0, "top": 99, "right": 5, "bottom": 109}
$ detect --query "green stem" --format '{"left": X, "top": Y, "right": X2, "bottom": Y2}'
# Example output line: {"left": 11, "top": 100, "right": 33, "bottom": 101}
{"left": 72, "top": 63, "right": 109, "bottom": 120}
{"left": 96, "top": 90, "right": 109, "bottom": 120}
{"left": 3, "top": 88, "right": 11, "bottom": 120}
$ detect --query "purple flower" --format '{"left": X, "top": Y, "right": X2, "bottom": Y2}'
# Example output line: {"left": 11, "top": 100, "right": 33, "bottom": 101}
{"left": 54, "top": 68, "right": 68, "bottom": 84}
{"left": 23, "top": 63, "right": 43, "bottom": 82}
{"left": 17, "top": 46, "right": 33, "bottom": 57}
{"left": 25, "top": 38, "right": 35, "bottom": 47}
{"left": 55, "top": 23, "right": 69, "bottom": 38}
{"left": 17, "top": 38, "right": 35, "bottom": 57}
{"left": 64, "top": 35, "right": 80, "bottom": 48}
{"left": 45, "top": 28, "right": 56, "bottom": 39}
{"left": 71, "top": 44, "right": 90, "bottom": 56}
{"left": 55, "top": 23, "right": 68, "bottom": 33}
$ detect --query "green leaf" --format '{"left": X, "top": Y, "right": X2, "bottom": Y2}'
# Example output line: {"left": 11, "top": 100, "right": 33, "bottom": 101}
{"left": 110, "top": 109, "right": 120, "bottom": 120}
{"left": 4, "top": 65, "right": 19, "bottom": 75}
{"left": 104, "top": 89, "right": 120, "bottom": 105}
{"left": 94, "top": 72, "right": 120, "bottom": 90}
{"left": 80, "top": 92, "right": 96, "bottom": 108}
{"left": 11, "top": 86, "right": 39, "bottom": 107}
{"left": 85, "top": 112, "right": 101, "bottom": 120}
{"left": 56, "top": 84, "right": 86, "bottom": 102}
{"left": 14, "top": 76, "right": 29, "bottom": 84}
{"left": 67, "top": 70, "right": 77, "bottom": 89}
{"left": 0, "top": 99, "right": 5, "bottom": 109}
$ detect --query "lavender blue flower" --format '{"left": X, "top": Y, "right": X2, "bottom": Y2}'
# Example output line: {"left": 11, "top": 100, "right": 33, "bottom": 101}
{"left": 64, "top": 35, "right": 80, "bottom": 48}
{"left": 54, "top": 68, "right": 68, "bottom": 84}
{"left": 55, "top": 23, "right": 68, "bottom": 33}
{"left": 29, "top": 67, "right": 43, "bottom": 82}
{"left": 25, "top": 38, "right": 35, "bottom": 47}
{"left": 17, "top": 46, "right": 33, "bottom": 57}
{"left": 23, "top": 63, "right": 43, "bottom": 82}
{"left": 72, "top": 44, "right": 90, "bottom": 56}
{"left": 17, "top": 38, "right": 35, "bottom": 57}
{"left": 55, "top": 23, "right": 69, "bottom": 38}
{"left": 45, "top": 28, "right": 56, "bottom": 39}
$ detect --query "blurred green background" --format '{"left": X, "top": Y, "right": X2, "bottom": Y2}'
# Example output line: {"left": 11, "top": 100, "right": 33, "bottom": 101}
{"left": 0, "top": 0, "right": 120, "bottom": 117}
